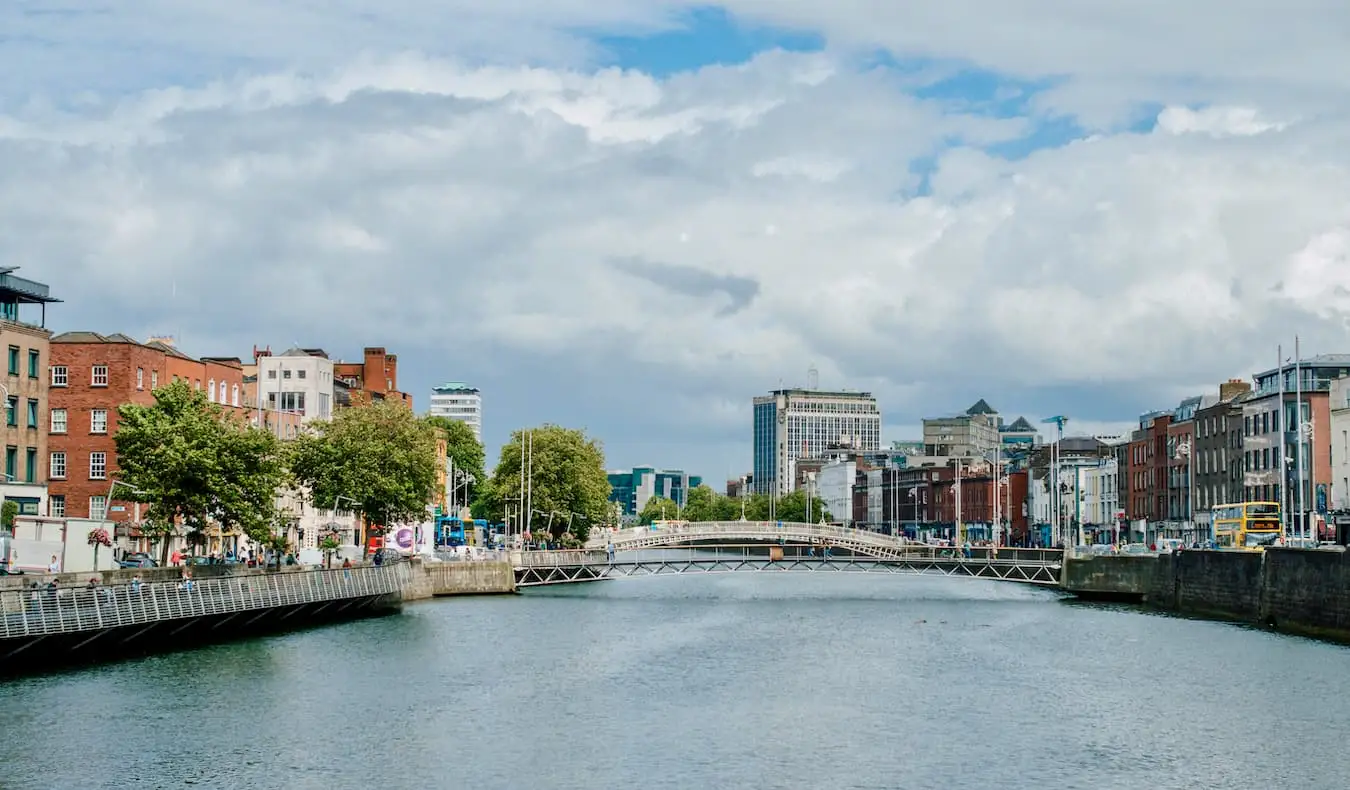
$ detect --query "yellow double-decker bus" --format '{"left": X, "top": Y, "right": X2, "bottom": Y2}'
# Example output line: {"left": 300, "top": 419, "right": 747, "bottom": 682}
{"left": 1212, "top": 501, "right": 1281, "bottom": 549}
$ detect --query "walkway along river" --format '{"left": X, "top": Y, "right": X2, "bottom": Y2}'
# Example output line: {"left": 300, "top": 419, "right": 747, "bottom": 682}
{"left": 2, "top": 572, "right": 1350, "bottom": 790}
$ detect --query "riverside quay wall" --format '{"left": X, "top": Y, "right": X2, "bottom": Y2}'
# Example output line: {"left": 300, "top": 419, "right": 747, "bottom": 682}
{"left": 1063, "top": 548, "right": 1350, "bottom": 641}
{"left": 401, "top": 557, "right": 515, "bottom": 601}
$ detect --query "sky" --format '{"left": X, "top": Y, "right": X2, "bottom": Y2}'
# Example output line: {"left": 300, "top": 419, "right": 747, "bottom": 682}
{"left": 6, "top": 1, "right": 1350, "bottom": 485}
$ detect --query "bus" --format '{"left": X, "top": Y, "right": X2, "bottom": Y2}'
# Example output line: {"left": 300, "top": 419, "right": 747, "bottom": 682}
{"left": 1212, "top": 501, "right": 1281, "bottom": 549}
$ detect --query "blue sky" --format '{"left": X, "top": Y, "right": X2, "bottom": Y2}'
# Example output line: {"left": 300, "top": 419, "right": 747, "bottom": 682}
{"left": 6, "top": 1, "right": 1350, "bottom": 485}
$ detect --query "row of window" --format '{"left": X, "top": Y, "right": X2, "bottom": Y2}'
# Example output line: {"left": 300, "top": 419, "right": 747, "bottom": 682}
{"left": 47, "top": 450, "right": 104, "bottom": 480}
{"left": 44, "top": 495, "right": 106, "bottom": 520}
{"left": 49, "top": 364, "right": 243, "bottom": 407}
{"left": 47, "top": 408, "right": 107, "bottom": 434}
{"left": 6, "top": 346, "right": 40, "bottom": 379}
{"left": 2, "top": 445, "right": 39, "bottom": 482}
{"left": 3, "top": 397, "right": 39, "bottom": 429}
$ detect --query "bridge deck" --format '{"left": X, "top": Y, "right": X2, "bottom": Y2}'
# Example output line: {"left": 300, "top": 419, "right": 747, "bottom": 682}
{"left": 516, "top": 545, "right": 1062, "bottom": 587}
{"left": 0, "top": 564, "right": 409, "bottom": 644}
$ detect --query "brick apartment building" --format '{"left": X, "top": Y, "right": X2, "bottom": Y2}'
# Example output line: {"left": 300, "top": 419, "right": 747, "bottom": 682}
{"left": 48, "top": 333, "right": 244, "bottom": 523}
{"left": 334, "top": 347, "right": 413, "bottom": 408}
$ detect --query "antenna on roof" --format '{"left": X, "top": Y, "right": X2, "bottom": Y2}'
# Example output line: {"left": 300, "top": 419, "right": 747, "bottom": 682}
{"left": 807, "top": 364, "right": 819, "bottom": 390}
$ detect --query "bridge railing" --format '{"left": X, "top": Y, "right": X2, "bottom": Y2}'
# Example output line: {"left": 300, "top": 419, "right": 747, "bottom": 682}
{"left": 596, "top": 521, "right": 916, "bottom": 547}
{"left": 517, "top": 544, "right": 1061, "bottom": 567}
{"left": 0, "top": 564, "right": 409, "bottom": 640}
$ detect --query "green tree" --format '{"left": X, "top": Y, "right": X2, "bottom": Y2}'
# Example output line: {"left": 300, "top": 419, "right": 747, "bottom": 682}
{"left": 483, "top": 425, "right": 610, "bottom": 542}
{"left": 768, "top": 489, "right": 830, "bottom": 523}
{"left": 289, "top": 399, "right": 439, "bottom": 544}
{"left": 638, "top": 495, "right": 681, "bottom": 525}
{"left": 0, "top": 499, "right": 16, "bottom": 530}
{"left": 115, "top": 379, "right": 287, "bottom": 563}
{"left": 424, "top": 415, "right": 486, "bottom": 507}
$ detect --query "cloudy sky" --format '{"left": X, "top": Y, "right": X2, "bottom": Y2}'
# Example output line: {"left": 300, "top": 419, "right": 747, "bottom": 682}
{"left": 6, "top": 1, "right": 1350, "bottom": 483}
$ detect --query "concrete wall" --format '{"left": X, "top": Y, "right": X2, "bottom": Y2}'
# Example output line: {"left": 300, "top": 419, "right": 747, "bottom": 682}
{"left": 402, "top": 558, "right": 514, "bottom": 601}
{"left": 1063, "top": 548, "right": 1350, "bottom": 642}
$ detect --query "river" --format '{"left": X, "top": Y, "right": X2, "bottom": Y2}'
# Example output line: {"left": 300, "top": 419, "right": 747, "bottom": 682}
{"left": 2, "top": 573, "right": 1347, "bottom": 789}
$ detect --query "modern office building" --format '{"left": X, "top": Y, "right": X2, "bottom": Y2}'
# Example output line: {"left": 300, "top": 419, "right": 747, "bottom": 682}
{"left": 608, "top": 467, "right": 703, "bottom": 518}
{"left": 428, "top": 382, "right": 482, "bottom": 441}
{"left": 752, "top": 388, "right": 881, "bottom": 496}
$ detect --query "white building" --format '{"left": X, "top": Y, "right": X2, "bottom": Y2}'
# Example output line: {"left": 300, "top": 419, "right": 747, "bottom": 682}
{"left": 1332, "top": 376, "right": 1350, "bottom": 510}
{"left": 428, "top": 383, "right": 482, "bottom": 441}
{"left": 815, "top": 459, "right": 858, "bottom": 526}
{"left": 753, "top": 388, "right": 881, "bottom": 495}
{"left": 256, "top": 348, "right": 334, "bottom": 423}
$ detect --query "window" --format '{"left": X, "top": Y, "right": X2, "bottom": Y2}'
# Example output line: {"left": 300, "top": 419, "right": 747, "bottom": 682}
{"left": 279, "top": 392, "right": 305, "bottom": 412}
{"left": 50, "top": 365, "right": 67, "bottom": 387}
{"left": 267, "top": 369, "right": 276, "bottom": 379}
{"left": 231, "top": 384, "right": 240, "bottom": 407}
{"left": 151, "top": 370, "right": 158, "bottom": 388}
{"left": 91, "top": 365, "right": 109, "bottom": 387}
{"left": 208, "top": 379, "right": 216, "bottom": 402}
{"left": 25, "top": 399, "right": 36, "bottom": 428}
{"left": 89, "top": 451, "right": 107, "bottom": 480}
{"left": 89, "top": 496, "right": 108, "bottom": 520}
{"left": 24, "top": 448, "right": 35, "bottom": 483}
{"left": 297, "top": 369, "right": 306, "bottom": 379}
{"left": 6, "top": 346, "right": 17, "bottom": 375}
{"left": 49, "top": 495, "right": 64, "bottom": 518}
{"left": 137, "top": 367, "right": 144, "bottom": 390}
{"left": 27, "top": 349, "right": 38, "bottom": 378}
{"left": 50, "top": 408, "right": 66, "bottom": 433}
{"left": 283, "top": 369, "right": 292, "bottom": 379}
{"left": 91, "top": 409, "right": 108, "bottom": 433}
{"left": 194, "top": 380, "right": 200, "bottom": 390}
{"left": 4, "top": 446, "right": 14, "bottom": 480}
{"left": 49, "top": 451, "right": 66, "bottom": 479}
{"left": 4, "top": 396, "right": 14, "bottom": 427}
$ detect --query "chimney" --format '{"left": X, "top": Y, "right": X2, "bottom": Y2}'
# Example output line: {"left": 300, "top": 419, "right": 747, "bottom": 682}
{"left": 1219, "top": 378, "right": 1252, "bottom": 402}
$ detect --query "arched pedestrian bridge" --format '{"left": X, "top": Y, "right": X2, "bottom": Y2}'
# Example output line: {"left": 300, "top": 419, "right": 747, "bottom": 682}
{"left": 524, "top": 523, "right": 1063, "bottom": 587}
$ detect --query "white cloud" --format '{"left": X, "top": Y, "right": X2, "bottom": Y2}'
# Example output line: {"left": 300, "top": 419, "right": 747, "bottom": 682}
{"left": 7, "top": 3, "right": 1350, "bottom": 477}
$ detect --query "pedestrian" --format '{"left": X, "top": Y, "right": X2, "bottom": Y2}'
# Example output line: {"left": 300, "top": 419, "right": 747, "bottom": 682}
{"left": 342, "top": 557, "right": 352, "bottom": 580}
{"left": 47, "top": 554, "right": 59, "bottom": 574}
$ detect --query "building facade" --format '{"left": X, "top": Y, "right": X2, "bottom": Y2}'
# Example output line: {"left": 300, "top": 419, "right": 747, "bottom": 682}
{"left": 922, "top": 400, "right": 1000, "bottom": 458}
{"left": 752, "top": 388, "right": 881, "bottom": 495}
{"left": 1193, "top": 380, "right": 1249, "bottom": 516}
{"left": 1332, "top": 375, "right": 1350, "bottom": 511}
{"left": 47, "top": 334, "right": 245, "bottom": 531}
{"left": 607, "top": 467, "right": 703, "bottom": 518}
{"left": 255, "top": 347, "right": 335, "bottom": 424}
{"left": 334, "top": 347, "right": 412, "bottom": 408}
{"left": 0, "top": 269, "right": 58, "bottom": 517}
{"left": 428, "top": 383, "right": 482, "bottom": 441}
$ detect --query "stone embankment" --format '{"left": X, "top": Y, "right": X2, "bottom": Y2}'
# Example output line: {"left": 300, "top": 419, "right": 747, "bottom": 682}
{"left": 1063, "top": 547, "right": 1350, "bottom": 642}
{"left": 400, "top": 557, "right": 515, "bottom": 601}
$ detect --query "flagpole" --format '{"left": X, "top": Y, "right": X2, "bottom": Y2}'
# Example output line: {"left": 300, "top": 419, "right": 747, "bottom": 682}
{"left": 1295, "top": 336, "right": 1307, "bottom": 540}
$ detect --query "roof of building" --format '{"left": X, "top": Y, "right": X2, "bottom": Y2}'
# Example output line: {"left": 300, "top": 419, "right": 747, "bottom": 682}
{"left": 1253, "top": 353, "right": 1350, "bottom": 379}
{"left": 1004, "top": 416, "right": 1034, "bottom": 432}
{"left": 432, "top": 382, "right": 479, "bottom": 393}
{"left": 144, "top": 339, "right": 194, "bottom": 360}
{"left": 0, "top": 268, "right": 60, "bottom": 304}
{"left": 965, "top": 398, "right": 997, "bottom": 415}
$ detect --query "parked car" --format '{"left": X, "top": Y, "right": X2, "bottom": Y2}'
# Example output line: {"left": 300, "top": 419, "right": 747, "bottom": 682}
{"left": 117, "top": 552, "right": 158, "bottom": 568}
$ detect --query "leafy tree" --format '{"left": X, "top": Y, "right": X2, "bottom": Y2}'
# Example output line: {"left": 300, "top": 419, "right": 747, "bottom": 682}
{"left": 424, "top": 415, "right": 486, "bottom": 506}
{"left": 483, "top": 425, "right": 610, "bottom": 542}
{"left": 0, "top": 500, "right": 16, "bottom": 530}
{"left": 768, "top": 489, "right": 830, "bottom": 523}
{"left": 115, "top": 380, "right": 287, "bottom": 563}
{"left": 638, "top": 496, "right": 681, "bottom": 525}
{"left": 289, "top": 399, "right": 438, "bottom": 546}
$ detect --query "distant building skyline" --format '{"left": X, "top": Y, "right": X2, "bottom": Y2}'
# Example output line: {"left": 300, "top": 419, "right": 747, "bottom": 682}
{"left": 428, "top": 382, "right": 482, "bottom": 441}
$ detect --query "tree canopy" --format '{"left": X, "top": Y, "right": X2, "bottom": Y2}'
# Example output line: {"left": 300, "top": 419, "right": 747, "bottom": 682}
{"left": 636, "top": 485, "right": 830, "bottom": 524}
{"left": 424, "top": 415, "right": 485, "bottom": 507}
{"left": 114, "top": 379, "right": 287, "bottom": 561}
{"left": 484, "top": 425, "right": 610, "bottom": 542}
{"left": 289, "top": 399, "right": 438, "bottom": 530}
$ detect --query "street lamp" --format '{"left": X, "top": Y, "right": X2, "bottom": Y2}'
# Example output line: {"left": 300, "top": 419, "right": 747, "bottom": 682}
{"left": 1175, "top": 440, "right": 1194, "bottom": 543}
{"left": 333, "top": 495, "right": 362, "bottom": 548}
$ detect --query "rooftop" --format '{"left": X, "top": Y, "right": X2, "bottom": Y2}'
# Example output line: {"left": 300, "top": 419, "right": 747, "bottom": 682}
{"left": 432, "top": 383, "right": 480, "bottom": 393}
{"left": 1253, "top": 353, "right": 1350, "bottom": 379}
{"left": 0, "top": 268, "right": 60, "bottom": 305}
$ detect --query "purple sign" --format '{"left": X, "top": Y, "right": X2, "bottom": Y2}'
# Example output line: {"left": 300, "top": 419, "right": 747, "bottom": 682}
{"left": 393, "top": 527, "right": 415, "bottom": 550}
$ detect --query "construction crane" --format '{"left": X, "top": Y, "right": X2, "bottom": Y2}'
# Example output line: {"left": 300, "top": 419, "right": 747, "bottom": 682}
{"left": 1041, "top": 416, "right": 1069, "bottom": 546}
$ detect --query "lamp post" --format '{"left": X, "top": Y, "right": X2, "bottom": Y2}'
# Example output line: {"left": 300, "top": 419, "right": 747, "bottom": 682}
{"left": 1176, "top": 439, "right": 1193, "bottom": 543}
{"left": 334, "top": 496, "right": 362, "bottom": 547}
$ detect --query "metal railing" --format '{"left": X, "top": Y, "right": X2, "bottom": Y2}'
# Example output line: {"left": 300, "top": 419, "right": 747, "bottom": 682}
{"left": 518, "top": 544, "right": 1061, "bottom": 568}
{"left": 589, "top": 521, "right": 917, "bottom": 552}
{"left": 0, "top": 564, "right": 409, "bottom": 640}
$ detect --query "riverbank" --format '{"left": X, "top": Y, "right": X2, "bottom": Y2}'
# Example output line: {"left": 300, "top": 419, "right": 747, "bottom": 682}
{"left": 401, "top": 557, "right": 515, "bottom": 600}
{"left": 1062, "top": 547, "right": 1350, "bottom": 643}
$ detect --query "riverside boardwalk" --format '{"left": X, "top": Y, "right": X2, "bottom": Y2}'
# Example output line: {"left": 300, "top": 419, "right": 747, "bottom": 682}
{"left": 0, "top": 563, "right": 409, "bottom": 673}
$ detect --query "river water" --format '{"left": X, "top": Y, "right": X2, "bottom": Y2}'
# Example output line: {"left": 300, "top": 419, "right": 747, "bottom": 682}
{"left": 2, "top": 573, "right": 1348, "bottom": 789}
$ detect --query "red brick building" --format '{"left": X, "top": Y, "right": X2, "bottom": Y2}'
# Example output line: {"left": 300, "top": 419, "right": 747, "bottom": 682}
{"left": 1126, "top": 411, "right": 1171, "bottom": 523}
{"left": 48, "top": 333, "right": 245, "bottom": 525}
{"left": 334, "top": 347, "right": 412, "bottom": 408}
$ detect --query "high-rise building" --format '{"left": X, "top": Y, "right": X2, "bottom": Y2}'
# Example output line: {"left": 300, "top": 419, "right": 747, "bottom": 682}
{"left": 607, "top": 467, "right": 702, "bottom": 519}
{"left": 752, "top": 388, "right": 881, "bottom": 496}
{"left": 428, "top": 383, "right": 482, "bottom": 441}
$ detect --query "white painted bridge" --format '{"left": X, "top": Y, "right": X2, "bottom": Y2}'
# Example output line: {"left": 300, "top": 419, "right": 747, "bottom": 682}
{"left": 588, "top": 521, "right": 921, "bottom": 559}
